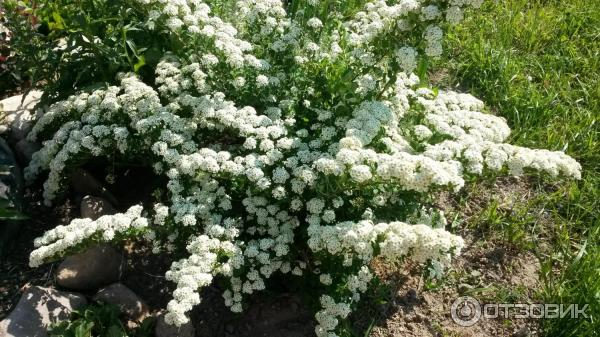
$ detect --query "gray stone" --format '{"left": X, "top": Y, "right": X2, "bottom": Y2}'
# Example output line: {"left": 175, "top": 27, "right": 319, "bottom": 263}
{"left": 0, "top": 91, "right": 43, "bottom": 142}
{"left": 69, "top": 168, "right": 118, "bottom": 206}
{"left": 57, "top": 244, "right": 122, "bottom": 291}
{"left": 14, "top": 139, "right": 41, "bottom": 166}
{"left": 93, "top": 283, "right": 150, "bottom": 326}
{"left": 80, "top": 195, "right": 116, "bottom": 220}
{"left": 155, "top": 311, "right": 195, "bottom": 337}
{"left": 0, "top": 286, "right": 87, "bottom": 337}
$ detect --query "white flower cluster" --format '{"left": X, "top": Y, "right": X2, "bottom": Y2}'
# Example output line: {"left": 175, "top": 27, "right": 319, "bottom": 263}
{"left": 29, "top": 206, "right": 147, "bottom": 267}
{"left": 307, "top": 220, "right": 464, "bottom": 265}
{"left": 344, "top": 0, "right": 483, "bottom": 68}
{"left": 417, "top": 90, "right": 581, "bottom": 177}
{"left": 164, "top": 234, "right": 242, "bottom": 325}
{"left": 26, "top": 75, "right": 161, "bottom": 204}
{"left": 26, "top": 1, "right": 581, "bottom": 335}
{"left": 315, "top": 295, "right": 352, "bottom": 337}
{"left": 140, "top": 0, "right": 255, "bottom": 67}
{"left": 315, "top": 266, "right": 373, "bottom": 335}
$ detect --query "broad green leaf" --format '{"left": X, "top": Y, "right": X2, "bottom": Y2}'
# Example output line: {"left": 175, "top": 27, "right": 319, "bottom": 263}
{"left": 51, "top": 12, "right": 66, "bottom": 30}
{"left": 73, "top": 321, "right": 93, "bottom": 337}
{"left": 133, "top": 55, "right": 145, "bottom": 73}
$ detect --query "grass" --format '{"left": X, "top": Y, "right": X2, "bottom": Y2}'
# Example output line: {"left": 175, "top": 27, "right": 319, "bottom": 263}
{"left": 431, "top": 0, "right": 600, "bottom": 335}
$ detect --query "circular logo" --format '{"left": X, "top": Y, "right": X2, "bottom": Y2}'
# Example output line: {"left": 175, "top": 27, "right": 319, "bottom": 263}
{"left": 451, "top": 296, "right": 481, "bottom": 326}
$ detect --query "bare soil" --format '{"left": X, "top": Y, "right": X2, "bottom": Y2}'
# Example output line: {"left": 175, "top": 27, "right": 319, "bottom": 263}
{"left": 365, "top": 239, "right": 541, "bottom": 337}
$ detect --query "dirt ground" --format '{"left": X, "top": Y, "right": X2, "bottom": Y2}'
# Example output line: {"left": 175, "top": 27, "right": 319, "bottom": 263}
{"left": 366, "top": 240, "right": 541, "bottom": 337}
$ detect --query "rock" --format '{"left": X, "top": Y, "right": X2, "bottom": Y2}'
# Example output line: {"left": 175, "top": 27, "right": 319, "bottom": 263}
{"left": 57, "top": 244, "right": 122, "bottom": 291}
{"left": 93, "top": 283, "right": 150, "bottom": 326}
{"left": 14, "top": 139, "right": 40, "bottom": 166}
{"left": 0, "top": 286, "right": 87, "bottom": 337}
{"left": 0, "top": 90, "right": 43, "bottom": 142}
{"left": 155, "top": 311, "right": 195, "bottom": 337}
{"left": 69, "top": 168, "right": 118, "bottom": 206}
{"left": 80, "top": 195, "right": 116, "bottom": 220}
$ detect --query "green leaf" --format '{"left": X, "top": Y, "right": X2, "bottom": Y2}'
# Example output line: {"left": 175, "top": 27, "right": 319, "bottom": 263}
{"left": 0, "top": 208, "right": 29, "bottom": 220}
{"left": 50, "top": 12, "right": 66, "bottom": 30}
{"left": 133, "top": 55, "right": 146, "bottom": 73}
{"left": 416, "top": 57, "right": 429, "bottom": 82}
{"left": 73, "top": 320, "right": 94, "bottom": 337}
{"left": 134, "top": 316, "right": 155, "bottom": 337}
{"left": 125, "top": 39, "right": 139, "bottom": 57}
{"left": 106, "top": 324, "right": 127, "bottom": 337}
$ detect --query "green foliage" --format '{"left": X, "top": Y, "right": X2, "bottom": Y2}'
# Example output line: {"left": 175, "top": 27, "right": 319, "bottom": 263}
{"left": 0, "top": 197, "right": 28, "bottom": 220}
{"left": 0, "top": 8, "right": 28, "bottom": 97}
{"left": 437, "top": 0, "right": 600, "bottom": 335}
{"left": 49, "top": 303, "right": 154, "bottom": 337}
{"left": 2, "top": 0, "right": 169, "bottom": 103}
{"left": 0, "top": 164, "right": 27, "bottom": 220}
{"left": 0, "top": 140, "right": 27, "bottom": 257}
{"left": 0, "top": 164, "right": 27, "bottom": 221}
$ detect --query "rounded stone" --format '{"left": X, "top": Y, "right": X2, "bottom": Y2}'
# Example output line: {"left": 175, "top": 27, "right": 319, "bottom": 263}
{"left": 0, "top": 286, "right": 87, "bottom": 337}
{"left": 80, "top": 195, "right": 116, "bottom": 220}
{"left": 56, "top": 244, "right": 122, "bottom": 291}
{"left": 93, "top": 283, "right": 150, "bottom": 325}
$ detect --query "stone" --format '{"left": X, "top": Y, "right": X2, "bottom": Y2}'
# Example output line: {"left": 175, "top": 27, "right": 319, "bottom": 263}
{"left": 93, "top": 283, "right": 150, "bottom": 326}
{"left": 0, "top": 90, "right": 43, "bottom": 142}
{"left": 13, "top": 139, "right": 40, "bottom": 166}
{"left": 80, "top": 195, "right": 116, "bottom": 220}
{"left": 56, "top": 244, "right": 122, "bottom": 291}
{"left": 155, "top": 311, "right": 195, "bottom": 337}
{"left": 69, "top": 168, "right": 118, "bottom": 206}
{"left": 0, "top": 286, "right": 87, "bottom": 337}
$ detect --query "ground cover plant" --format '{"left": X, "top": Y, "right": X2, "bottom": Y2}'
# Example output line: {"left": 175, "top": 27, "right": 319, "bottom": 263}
{"left": 438, "top": 0, "right": 600, "bottom": 335}
{"left": 49, "top": 303, "right": 154, "bottom": 337}
{"left": 2, "top": 0, "right": 590, "bottom": 336}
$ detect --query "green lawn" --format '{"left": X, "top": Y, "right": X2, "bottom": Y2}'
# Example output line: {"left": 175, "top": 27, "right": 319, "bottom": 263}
{"left": 435, "top": 0, "right": 600, "bottom": 335}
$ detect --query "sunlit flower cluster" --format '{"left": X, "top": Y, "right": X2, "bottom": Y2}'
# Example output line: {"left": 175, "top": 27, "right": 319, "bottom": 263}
{"left": 27, "top": 0, "right": 580, "bottom": 335}
{"left": 308, "top": 220, "right": 464, "bottom": 265}
{"left": 29, "top": 206, "right": 147, "bottom": 268}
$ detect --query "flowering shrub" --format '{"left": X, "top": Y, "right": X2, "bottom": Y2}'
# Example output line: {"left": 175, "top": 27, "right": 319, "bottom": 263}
{"left": 20, "top": 0, "right": 581, "bottom": 335}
